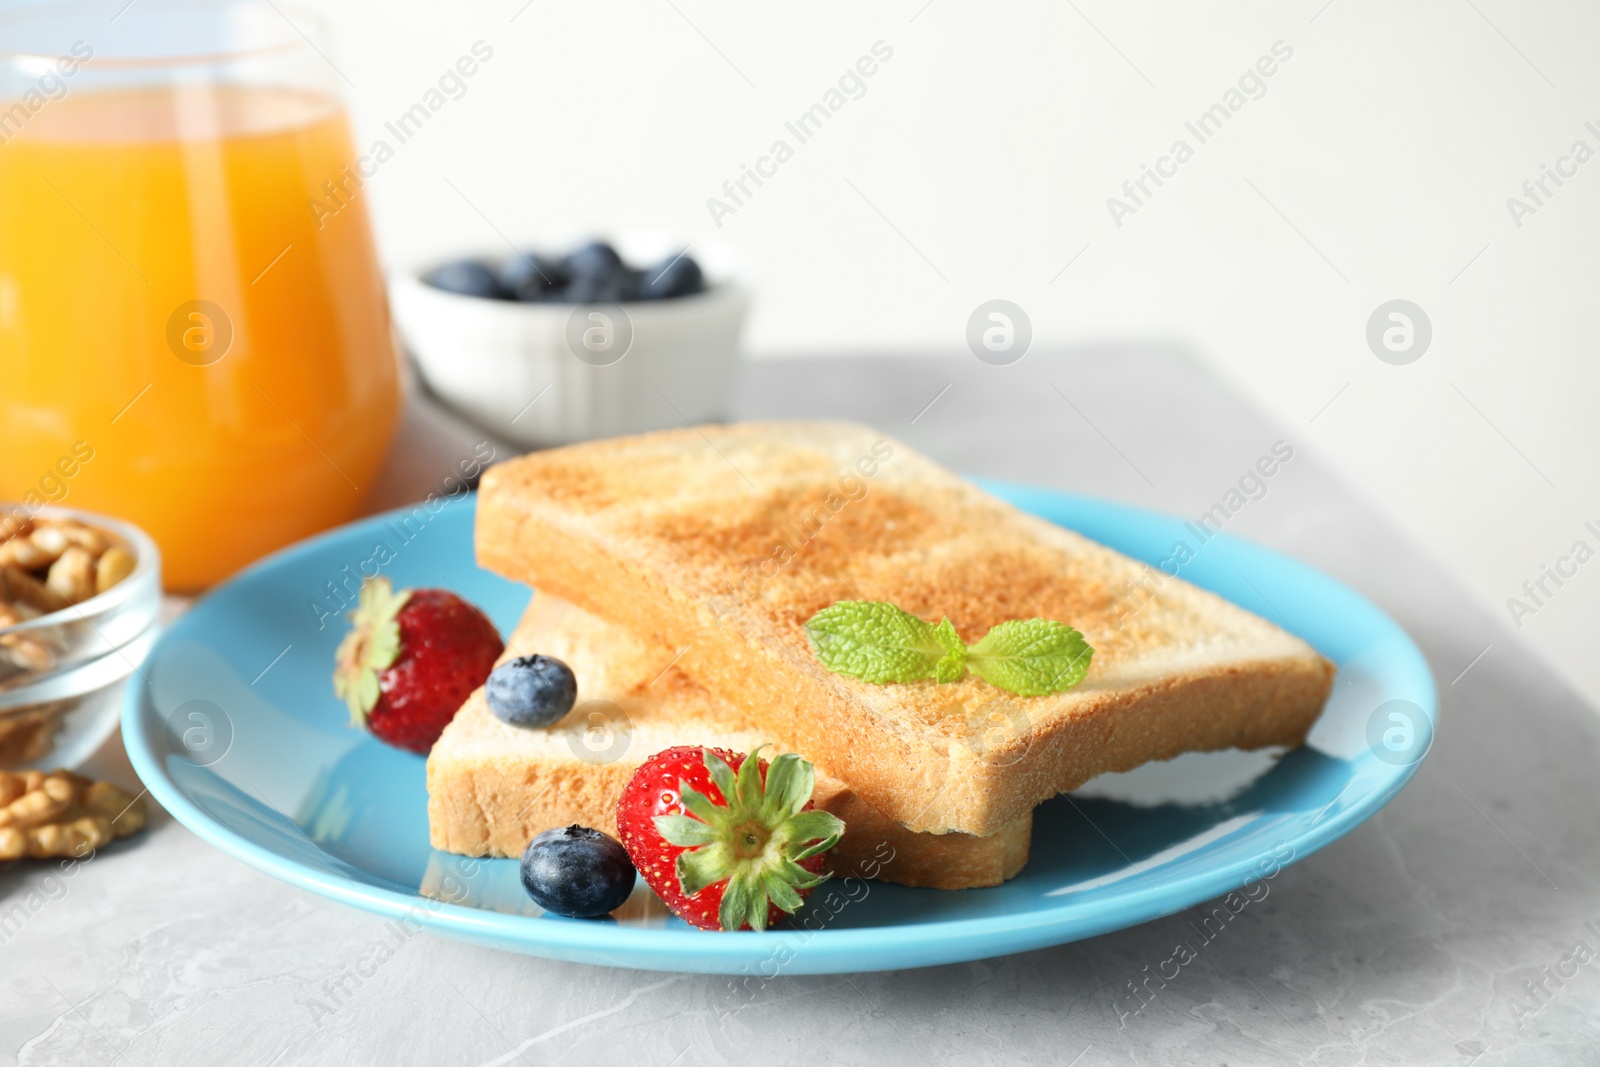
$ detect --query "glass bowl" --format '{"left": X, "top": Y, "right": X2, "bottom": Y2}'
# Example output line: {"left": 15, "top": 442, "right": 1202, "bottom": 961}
{"left": 0, "top": 506, "right": 161, "bottom": 769}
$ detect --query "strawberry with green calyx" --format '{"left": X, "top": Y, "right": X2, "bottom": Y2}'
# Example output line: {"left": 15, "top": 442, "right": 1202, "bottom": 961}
{"left": 332, "top": 577, "right": 504, "bottom": 754}
{"left": 616, "top": 745, "right": 845, "bottom": 932}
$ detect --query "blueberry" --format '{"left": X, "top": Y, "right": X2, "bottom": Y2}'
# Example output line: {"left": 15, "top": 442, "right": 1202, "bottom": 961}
{"left": 639, "top": 254, "right": 705, "bottom": 300}
{"left": 520, "top": 825, "right": 636, "bottom": 919}
{"left": 486, "top": 654, "right": 577, "bottom": 728}
{"left": 423, "top": 259, "right": 505, "bottom": 299}
{"left": 500, "top": 253, "right": 567, "bottom": 302}
{"left": 564, "top": 268, "right": 642, "bottom": 304}
{"left": 562, "top": 240, "right": 624, "bottom": 281}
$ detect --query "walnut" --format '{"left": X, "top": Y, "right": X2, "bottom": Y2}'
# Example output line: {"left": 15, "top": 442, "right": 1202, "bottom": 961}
{"left": 45, "top": 520, "right": 109, "bottom": 557}
{"left": 0, "top": 517, "right": 142, "bottom": 768}
{"left": 0, "top": 565, "right": 64, "bottom": 614}
{"left": 45, "top": 546, "right": 96, "bottom": 606}
{"left": 0, "top": 516, "right": 137, "bottom": 612}
{"left": 24, "top": 525, "right": 71, "bottom": 566}
{"left": 95, "top": 547, "right": 135, "bottom": 594}
{"left": 0, "top": 537, "right": 55, "bottom": 571}
{"left": 0, "top": 770, "right": 146, "bottom": 860}
{"left": 0, "top": 594, "right": 56, "bottom": 674}
{"left": 0, "top": 705, "right": 67, "bottom": 765}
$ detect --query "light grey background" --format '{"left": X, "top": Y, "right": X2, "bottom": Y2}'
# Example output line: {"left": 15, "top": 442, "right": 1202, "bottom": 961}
{"left": 2, "top": 352, "right": 1595, "bottom": 1066}
{"left": 241, "top": 0, "right": 1600, "bottom": 715}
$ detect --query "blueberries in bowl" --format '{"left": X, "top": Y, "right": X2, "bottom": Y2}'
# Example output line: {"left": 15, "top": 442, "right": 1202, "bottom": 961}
{"left": 499, "top": 253, "right": 566, "bottom": 301}
{"left": 486, "top": 654, "right": 578, "bottom": 728}
{"left": 567, "top": 267, "right": 642, "bottom": 304}
{"left": 562, "top": 240, "right": 625, "bottom": 281}
{"left": 422, "top": 259, "right": 505, "bottom": 299}
{"left": 420, "top": 239, "right": 707, "bottom": 303}
{"left": 640, "top": 254, "right": 704, "bottom": 300}
{"left": 520, "top": 825, "right": 637, "bottom": 919}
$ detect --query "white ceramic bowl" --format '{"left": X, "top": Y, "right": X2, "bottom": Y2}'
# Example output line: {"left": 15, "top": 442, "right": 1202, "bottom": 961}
{"left": 390, "top": 236, "right": 749, "bottom": 449}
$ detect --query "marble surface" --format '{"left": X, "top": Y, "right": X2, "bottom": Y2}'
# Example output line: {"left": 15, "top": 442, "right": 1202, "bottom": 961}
{"left": 3, "top": 351, "right": 1597, "bottom": 1066}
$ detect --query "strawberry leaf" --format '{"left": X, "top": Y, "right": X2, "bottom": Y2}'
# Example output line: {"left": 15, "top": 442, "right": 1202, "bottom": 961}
{"left": 760, "top": 752, "right": 812, "bottom": 817}
{"left": 654, "top": 813, "right": 719, "bottom": 848}
{"left": 765, "top": 878, "right": 805, "bottom": 913}
{"left": 778, "top": 857, "right": 828, "bottom": 891}
{"left": 731, "top": 745, "right": 765, "bottom": 810}
{"left": 702, "top": 748, "right": 738, "bottom": 801}
{"left": 786, "top": 810, "right": 846, "bottom": 862}
{"left": 679, "top": 843, "right": 731, "bottom": 897}
{"left": 676, "top": 784, "right": 721, "bottom": 824}
{"left": 332, "top": 577, "right": 412, "bottom": 727}
{"left": 718, "top": 871, "right": 764, "bottom": 932}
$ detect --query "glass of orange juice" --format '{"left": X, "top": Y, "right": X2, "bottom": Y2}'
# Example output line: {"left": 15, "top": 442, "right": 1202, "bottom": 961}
{"left": 0, "top": 1, "right": 403, "bottom": 591}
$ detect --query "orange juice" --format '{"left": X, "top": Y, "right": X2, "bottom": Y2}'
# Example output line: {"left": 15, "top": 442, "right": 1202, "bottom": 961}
{"left": 0, "top": 85, "right": 401, "bottom": 590}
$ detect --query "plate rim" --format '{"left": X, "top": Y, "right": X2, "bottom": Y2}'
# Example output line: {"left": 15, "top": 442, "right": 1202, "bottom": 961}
{"left": 122, "top": 485, "right": 1438, "bottom": 975}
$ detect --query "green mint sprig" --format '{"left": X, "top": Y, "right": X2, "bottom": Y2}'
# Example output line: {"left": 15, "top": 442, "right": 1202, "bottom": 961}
{"left": 802, "top": 601, "right": 1093, "bottom": 697}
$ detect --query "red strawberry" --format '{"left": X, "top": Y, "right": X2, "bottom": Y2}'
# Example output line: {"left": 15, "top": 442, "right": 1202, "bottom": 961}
{"left": 332, "top": 578, "right": 503, "bottom": 753}
{"left": 616, "top": 745, "right": 844, "bottom": 931}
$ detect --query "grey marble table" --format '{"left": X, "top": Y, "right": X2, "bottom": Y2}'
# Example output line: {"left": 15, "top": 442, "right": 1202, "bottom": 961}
{"left": 3, "top": 350, "right": 1596, "bottom": 1066}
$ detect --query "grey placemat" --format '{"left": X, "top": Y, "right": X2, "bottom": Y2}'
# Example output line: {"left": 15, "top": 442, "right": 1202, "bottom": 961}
{"left": 3, "top": 350, "right": 1592, "bottom": 1067}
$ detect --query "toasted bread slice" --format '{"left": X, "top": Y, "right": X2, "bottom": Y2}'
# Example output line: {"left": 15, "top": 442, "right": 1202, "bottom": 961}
{"left": 427, "top": 591, "right": 1032, "bottom": 890}
{"left": 477, "top": 421, "right": 1335, "bottom": 837}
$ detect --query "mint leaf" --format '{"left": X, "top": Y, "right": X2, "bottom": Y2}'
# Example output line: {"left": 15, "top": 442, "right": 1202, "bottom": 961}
{"left": 934, "top": 648, "right": 967, "bottom": 684}
{"left": 966, "top": 619, "right": 1094, "bottom": 696}
{"left": 930, "top": 617, "right": 963, "bottom": 654}
{"left": 931, "top": 617, "right": 967, "bottom": 683}
{"left": 804, "top": 601, "right": 1094, "bottom": 696}
{"left": 803, "top": 601, "right": 949, "bottom": 684}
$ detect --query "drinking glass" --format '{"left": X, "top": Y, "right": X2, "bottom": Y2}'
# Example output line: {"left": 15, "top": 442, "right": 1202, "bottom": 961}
{"left": 0, "top": 0, "right": 403, "bottom": 590}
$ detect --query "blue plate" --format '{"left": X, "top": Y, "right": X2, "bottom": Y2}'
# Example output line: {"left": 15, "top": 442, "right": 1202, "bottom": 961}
{"left": 122, "top": 483, "right": 1435, "bottom": 975}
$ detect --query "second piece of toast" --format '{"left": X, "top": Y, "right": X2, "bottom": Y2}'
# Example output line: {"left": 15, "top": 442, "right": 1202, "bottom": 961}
{"left": 427, "top": 591, "right": 1032, "bottom": 890}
